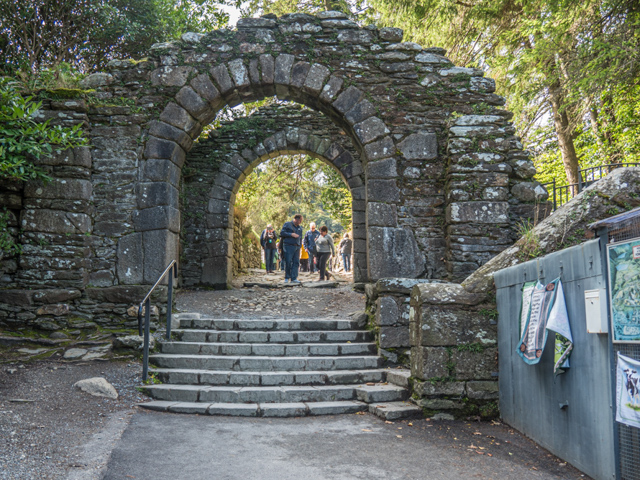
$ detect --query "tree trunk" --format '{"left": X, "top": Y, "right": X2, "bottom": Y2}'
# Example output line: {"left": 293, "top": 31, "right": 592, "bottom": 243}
{"left": 548, "top": 80, "right": 580, "bottom": 187}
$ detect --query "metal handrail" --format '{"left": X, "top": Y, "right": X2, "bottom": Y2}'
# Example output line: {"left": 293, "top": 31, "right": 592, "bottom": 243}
{"left": 542, "top": 163, "right": 640, "bottom": 212}
{"left": 137, "top": 260, "right": 178, "bottom": 382}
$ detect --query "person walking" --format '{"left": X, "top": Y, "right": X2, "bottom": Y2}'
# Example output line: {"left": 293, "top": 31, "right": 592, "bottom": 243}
{"left": 277, "top": 239, "right": 285, "bottom": 272}
{"left": 315, "top": 225, "right": 335, "bottom": 281}
{"left": 299, "top": 244, "right": 309, "bottom": 272}
{"left": 260, "top": 225, "right": 278, "bottom": 273}
{"left": 338, "top": 232, "right": 352, "bottom": 273}
{"left": 303, "top": 222, "right": 320, "bottom": 274}
{"left": 280, "top": 214, "right": 303, "bottom": 284}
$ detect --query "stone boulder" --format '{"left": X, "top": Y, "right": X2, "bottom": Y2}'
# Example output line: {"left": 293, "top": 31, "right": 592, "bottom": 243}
{"left": 113, "top": 335, "right": 155, "bottom": 351}
{"left": 73, "top": 377, "right": 118, "bottom": 399}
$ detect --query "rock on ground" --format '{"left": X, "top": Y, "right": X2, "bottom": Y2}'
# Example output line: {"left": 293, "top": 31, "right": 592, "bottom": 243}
{"left": 74, "top": 377, "right": 119, "bottom": 399}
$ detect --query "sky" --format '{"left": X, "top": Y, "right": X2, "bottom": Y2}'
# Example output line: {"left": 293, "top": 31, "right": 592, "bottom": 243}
{"left": 220, "top": 3, "right": 242, "bottom": 26}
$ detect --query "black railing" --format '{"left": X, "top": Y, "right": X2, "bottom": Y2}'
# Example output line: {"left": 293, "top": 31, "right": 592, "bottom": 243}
{"left": 542, "top": 163, "right": 640, "bottom": 211}
{"left": 137, "top": 260, "right": 178, "bottom": 382}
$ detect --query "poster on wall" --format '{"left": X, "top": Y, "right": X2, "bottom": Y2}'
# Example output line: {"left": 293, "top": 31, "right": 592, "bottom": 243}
{"left": 607, "top": 238, "right": 640, "bottom": 343}
{"left": 616, "top": 353, "right": 640, "bottom": 429}
{"left": 516, "top": 277, "right": 574, "bottom": 375}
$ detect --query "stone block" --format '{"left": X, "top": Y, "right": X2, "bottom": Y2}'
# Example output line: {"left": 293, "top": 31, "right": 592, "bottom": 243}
{"left": 375, "top": 296, "right": 399, "bottom": 326}
{"left": 85, "top": 285, "right": 154, "bottom": 304}
{"left": 416, "top": 398, "right": 465, "bottom": 411}
{"left": 344, "top": 99, "right": 376, "bottom": 126}
{"left": 379, "top": 28, "right": 403, "bottom": 42}
{"left": 24, "top": 178, "right": 91, "bottom": 201}
{"left": 414, "top": 380, "right": 465, "bottom": 397}
{"left": 189, "top": 74, "right": 225, "bottom": 112}
{"left": 150, "top": 66, "right": 193, "bottom": 87}
{"left": 367, "top": 227, "right": 424, "bottom": 279}
{"left": 144, "top": 136, "right": 186, "bottom": 168}
{"left": 332, "top": 86, "right": 363, "bottom": 114}
{"left": 290, "top": 61, "right": 311, "bottom": 88}
{"left": 411, "top": 346, "right": 449, "bottom": 380}
{"left": 227, "top": 59, "right": 250, "bottom": 88}
{"left": 303, "top": 64, "right": 330, "bottom": 94}
{"left": 1, "top": 290, "right": 34, "bottom": 306}
{"left": 511, "top": 182, "right": 548, "bottom": 202}
{"left": 144, "top": 159, "right": 181, "bottom": 186}
{"left": 364, "top": 136, "right": 395, "bottom": 161}
{"left": 133, "top": 206, "right": 180, "bottom": 233}
{"left": 367, "top": 202, "right": 397, "bottom": 227}
{"left": 143, "top": 230, "right": 179, "bottom": 284}
{"left": 259, "top": 54, "right": 275, "bottom": 85}
{"left": 451, "top": 348, "right": 496, "bottom": 381}
{"left": 319, "top": 76, "right": 343, "bottom": 103}
{"left": 136, "top": 182, "right": 179, "bottom": 209}
{"left": 148, "top": 120, "right": 192, "bottom": 151}
{"left": 446, "top": 202, "right": 509, "bottom": 224}
{"left": 366, "top": 179, "right": 400, "bottom": 203}
{"left": 367, "top": 158, "right": 397, "bottom": 179}
{"left": 36, "top": 147, "right": 91, "bottom": 168}
{"left": 210, "top": 64, "right": 234, "bottom": 95}
{"left": 274, "top": 54, "right": 295, "bottom": 85}
{"left": 380, "top": 326, "right": 410, "bottom": 349}
{"left": 398, "top": 132, "right": 437, "bottom": 160}
{"left": 417, "top": 306, "right": 496, "bottom": 346}
{"left": 237, "top": 17, "right": 276, "bottom": 28}
{"left": 160, "top": 102, "right": 200, "bottom": 136}
{"left": 21, "top": 209, "right": 91, "bottom": 234}
{"left": 117, "top": 233, "right": 144, "bottom": 285}
{"left": 175, "top": 86, "right": 214, "bottom": 124}
{"left": 466, "top": 380, "right": 499, "bottom": 400}
{"left": 411, "top": 283, "right": 486, "bottom": 307}
{"left": 32, "top": 289, "right": 81, "bottom": 304}
{"left": 354, "top": 116, "right": 389, "bottom": 144}
{"left": 208, "top": 198, "right": 230, "bottom": 214}
{"left": 201, "top": 257, "right": 231, "bottom": 287}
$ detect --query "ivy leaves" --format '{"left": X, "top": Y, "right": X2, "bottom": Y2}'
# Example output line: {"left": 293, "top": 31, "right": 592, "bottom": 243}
{"left": 0, "top": 79, "right": 88, "bottom": 182}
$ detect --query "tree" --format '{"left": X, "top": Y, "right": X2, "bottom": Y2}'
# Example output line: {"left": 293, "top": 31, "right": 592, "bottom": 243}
{"left": 0, "top": 0, "right": 230, "bottom": 75}
{"left": 364, "top": 0, "right": 640, "bottom": 185}
{"left": 0, "top": 79, "right": 88, "bottom": 182}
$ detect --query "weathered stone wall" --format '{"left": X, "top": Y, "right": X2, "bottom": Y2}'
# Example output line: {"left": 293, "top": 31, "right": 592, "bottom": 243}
{"left": 0, "top": 11, "right": 544, "bottom": 328}
{"left": 409, "top": 283, "right": 498, "bottom": 418}
{"left": 231, "top": 209, "right": 261, "bottom": 276}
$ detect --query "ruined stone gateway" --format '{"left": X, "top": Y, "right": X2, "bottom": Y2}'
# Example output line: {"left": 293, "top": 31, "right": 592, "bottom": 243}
{"left": 1, "top": 11, "right": 543, "bottom": 328}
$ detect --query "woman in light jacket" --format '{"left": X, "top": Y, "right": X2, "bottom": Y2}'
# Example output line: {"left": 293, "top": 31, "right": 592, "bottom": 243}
{"left": 315, "top": 225, "right": 335, "bottom": 281}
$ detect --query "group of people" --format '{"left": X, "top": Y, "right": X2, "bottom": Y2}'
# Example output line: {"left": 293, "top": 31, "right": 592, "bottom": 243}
{"left": 260, "top": 215, "right": 353, "bottom": 284}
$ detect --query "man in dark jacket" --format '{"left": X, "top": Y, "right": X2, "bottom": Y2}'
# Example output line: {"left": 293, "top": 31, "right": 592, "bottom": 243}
{"left": 280, "top": 214, "right": 303, "bottom": 283}
{"left": 303, "top": 222, "right": 320, "bottom": 274}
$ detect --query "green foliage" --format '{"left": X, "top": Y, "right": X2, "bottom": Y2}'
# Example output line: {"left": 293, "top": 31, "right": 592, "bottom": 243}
{"left": 0, "top": 79, "right": 88, "bottom": 182}
{"left": 364, "top": 0, "right": 640, "bottom": 184}
{"left": 236, "top": 154, "right": 352, "bottom": 237}
{"left": 0, "top": 0, "right": 230, "bottom": 76}
{"left": 0, "top": 209, "right": 20, "bottom": 255}
{"left": 516, "top": 219, "right": 543, "bottom": 261}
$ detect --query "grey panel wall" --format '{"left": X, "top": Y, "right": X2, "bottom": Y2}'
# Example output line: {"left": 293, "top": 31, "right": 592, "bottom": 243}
{"left": 495, "top": 239, "right": 615, "bottom": 480}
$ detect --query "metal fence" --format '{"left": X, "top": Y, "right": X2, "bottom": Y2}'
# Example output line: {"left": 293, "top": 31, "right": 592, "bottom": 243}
{"left": 541, "top": 163, "right": 640, "bottom": 211}
{"left": 603, "top": 218, "right": 640, "bottom": 480}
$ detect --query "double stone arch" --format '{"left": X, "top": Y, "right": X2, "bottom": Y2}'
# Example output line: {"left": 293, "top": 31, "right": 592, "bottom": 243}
{"left": 136, "top": 53, "right": 413, "bottom": 285}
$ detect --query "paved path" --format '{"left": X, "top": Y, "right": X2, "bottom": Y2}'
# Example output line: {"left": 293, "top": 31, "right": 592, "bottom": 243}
{"left": 102, "top": 410, "right": 587, "bottom": 479}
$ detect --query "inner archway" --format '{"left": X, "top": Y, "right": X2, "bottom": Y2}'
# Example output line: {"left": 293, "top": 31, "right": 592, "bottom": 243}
{"left": 180, "top": 103, "right": 366, "bottom": 287}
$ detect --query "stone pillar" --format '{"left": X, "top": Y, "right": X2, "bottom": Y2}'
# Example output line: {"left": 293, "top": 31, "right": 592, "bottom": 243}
{"left": 409, "top": 282, "right": 499, "bottom": 418}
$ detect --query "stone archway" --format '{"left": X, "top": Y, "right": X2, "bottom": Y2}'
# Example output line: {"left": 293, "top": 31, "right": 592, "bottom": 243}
{"left": 0, "top": 11, "right": 545, "bottom": 325}
{"left": 181, "top": 110, "right": 368, "bottom": 286}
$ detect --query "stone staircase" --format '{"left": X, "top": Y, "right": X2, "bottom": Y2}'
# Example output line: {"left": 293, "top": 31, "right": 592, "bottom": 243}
{"left": 139, "top": 313, "right": 421, "bottom": 419}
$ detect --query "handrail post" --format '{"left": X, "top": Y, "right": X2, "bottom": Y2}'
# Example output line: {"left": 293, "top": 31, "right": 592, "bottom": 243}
{"left": 142, "top": 298, "right": 151, "bottom": 382}
{"left": 552, "top": 178, "right": 557, "bottom": 211}
{"left": 578, "top": 167, "right": 583, "bottom": 193}
{"left": 166, "top": 264, "right": 174, "bottom": 340}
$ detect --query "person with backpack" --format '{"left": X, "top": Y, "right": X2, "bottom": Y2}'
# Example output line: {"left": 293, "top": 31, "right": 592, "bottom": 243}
{"left": 303, "top": 222, "right": 320, "bottom": 274}
{"left": 260, "top": 225, "right": 278, "bottom": 273}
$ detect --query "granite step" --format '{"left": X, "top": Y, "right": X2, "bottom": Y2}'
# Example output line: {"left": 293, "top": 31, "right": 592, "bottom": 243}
{"left": 139, "top": 400, "right": 369, "bottom": 417}
{"left": 141, "top": 383, "right": 409, "bottom": 404}
{"left": 369, "top": 401, "right": 424, "bottom": 421}
{"left": 150, "top": 354, "right": 383, "bottom": 371}
{"left": 159, "top": 341, "right": 377, "bottom": 356}
{"left": 178, "top": 318, "right": 364, "bottom": 331}
{"left": 173, "top": 329, "right": 374, "bottom": 344}
{"left": 150, "top": 368, "right": 388, "bottom": 386}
